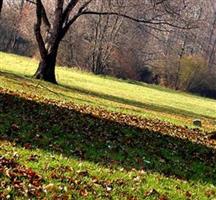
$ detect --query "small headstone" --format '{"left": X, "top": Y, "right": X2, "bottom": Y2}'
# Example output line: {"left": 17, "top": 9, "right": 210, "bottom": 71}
{"left": 193, "top": 119, "right": 202, "bottom": 127}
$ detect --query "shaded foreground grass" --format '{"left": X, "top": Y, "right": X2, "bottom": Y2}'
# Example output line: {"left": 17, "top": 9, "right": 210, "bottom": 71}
{"left": 1, "top": 52, "right": 216, "bottom": 130}
{"left": 0, "top": 89, "right": 216, "bottom": 199}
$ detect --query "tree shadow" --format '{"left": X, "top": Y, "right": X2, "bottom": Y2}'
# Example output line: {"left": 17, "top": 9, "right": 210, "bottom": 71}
{"left": 0, "top": 71, "right": 94, "bottom": 104}
{"left": 1, "top": 92, "right": 216, "bottom": 186}
{"left": 60, "top": 83, "right": 216, "bottom": 120}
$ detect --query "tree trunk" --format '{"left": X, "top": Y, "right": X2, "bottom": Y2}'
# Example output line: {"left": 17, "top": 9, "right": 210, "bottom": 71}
{"left": 34, "top": 51, "right": 57, "bottom": 84}
{"left": 0, "top": 0, "right": 3, "bottom": 15}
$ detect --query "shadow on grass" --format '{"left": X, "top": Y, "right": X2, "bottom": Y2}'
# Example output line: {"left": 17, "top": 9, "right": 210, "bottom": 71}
{"left": 60, "top": 84, "right": 215, "bottom": 120}
{"left": 1, "top": 91, "right": 216, "bottom": 185}
{"left": 1, "top": 70, "right": 215, "bottom": 121}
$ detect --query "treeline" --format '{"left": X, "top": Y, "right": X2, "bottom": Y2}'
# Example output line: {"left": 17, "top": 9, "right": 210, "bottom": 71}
{"left": 1, "top": 0, "right": 216, "bottom": 98}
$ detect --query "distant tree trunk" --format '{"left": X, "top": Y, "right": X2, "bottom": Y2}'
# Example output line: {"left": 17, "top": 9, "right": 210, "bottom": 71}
{"left": 175, "top": 36, "right": 187, "bottom": 90}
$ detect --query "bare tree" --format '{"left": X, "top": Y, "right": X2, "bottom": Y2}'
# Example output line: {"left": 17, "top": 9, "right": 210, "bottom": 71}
{"left": 87, "top": 1, "right": 124, "bottom": 74}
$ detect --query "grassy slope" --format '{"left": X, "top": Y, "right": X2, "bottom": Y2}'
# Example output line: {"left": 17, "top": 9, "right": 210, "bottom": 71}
{"left": 0, "top": 52, "right": 216, "bottom": 199}
{"left": 0, "top": 52, "right": 216, "bottom": 130}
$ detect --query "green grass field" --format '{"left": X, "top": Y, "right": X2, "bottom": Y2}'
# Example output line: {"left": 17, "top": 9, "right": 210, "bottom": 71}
{"left": 0, "top": 52, "right": 216, "bottom": 199}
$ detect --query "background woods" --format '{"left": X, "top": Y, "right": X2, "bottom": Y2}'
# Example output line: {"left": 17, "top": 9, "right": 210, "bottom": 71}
{"left": 0, "top": 0, "right": 216, "bottom": 98}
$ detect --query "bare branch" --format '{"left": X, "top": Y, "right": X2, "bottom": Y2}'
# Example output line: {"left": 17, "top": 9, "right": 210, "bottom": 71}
{"left": 80, "top": 11, "right": 198, "bottom": 30}
{"left": 62, "top": 0, "right": 79, "bottom": 22}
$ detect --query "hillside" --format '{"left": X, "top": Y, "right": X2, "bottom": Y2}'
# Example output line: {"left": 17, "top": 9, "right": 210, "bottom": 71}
{"left": 0, "top": 52, "right": 216, "bottom": 199}
{"left": 0, "top": 52, "right": 216, "bottom": 130}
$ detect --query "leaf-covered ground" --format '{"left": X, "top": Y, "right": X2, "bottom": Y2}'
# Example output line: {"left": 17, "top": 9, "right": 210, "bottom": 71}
{"left": 1, "top": 88, "right": 216, "bottom": 199}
